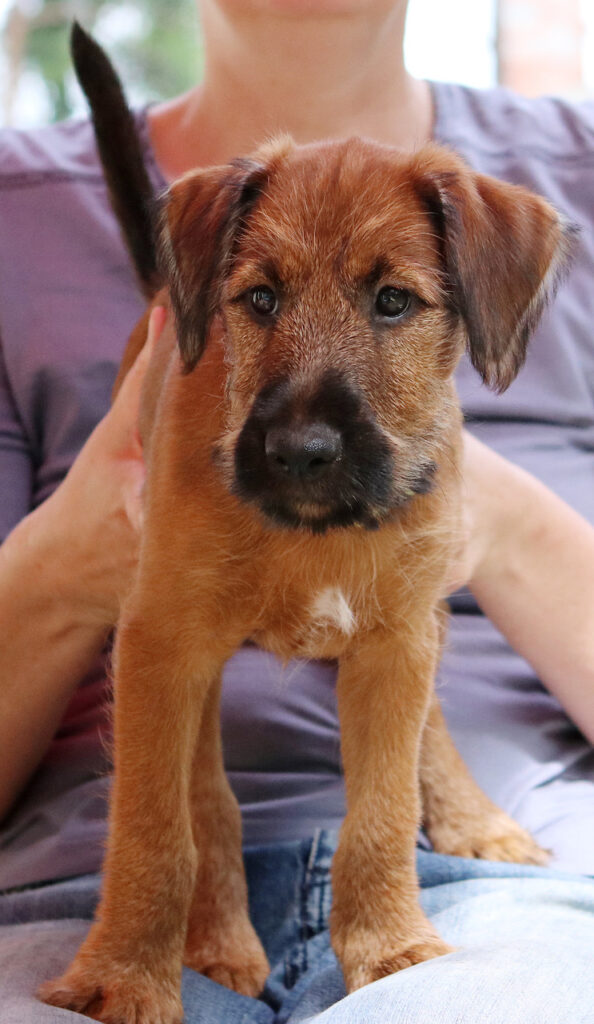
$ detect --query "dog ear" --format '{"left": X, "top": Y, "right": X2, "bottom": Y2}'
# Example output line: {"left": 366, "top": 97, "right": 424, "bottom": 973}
{"left": 413, "top": 148, "right": 575, "bottom": 392}
{"left": 159, "top": 158, "right": 268, "bottom": 371}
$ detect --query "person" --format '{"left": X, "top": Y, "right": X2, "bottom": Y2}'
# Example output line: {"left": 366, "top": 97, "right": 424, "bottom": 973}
{"left": 0, "top": 1, "right": 593, "bottom": 1021}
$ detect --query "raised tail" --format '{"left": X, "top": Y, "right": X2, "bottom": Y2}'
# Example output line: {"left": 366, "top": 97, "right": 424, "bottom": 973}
{"left": 71, "top": 21, "right": 161, "bottom": 298}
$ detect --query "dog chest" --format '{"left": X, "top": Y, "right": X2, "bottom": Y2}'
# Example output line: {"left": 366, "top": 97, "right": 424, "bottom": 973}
{"left": 250, "top": 583, "right": 361, "bottom": 660}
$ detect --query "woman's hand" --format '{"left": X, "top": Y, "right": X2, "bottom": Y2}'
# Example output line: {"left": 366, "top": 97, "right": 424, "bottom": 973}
{"left": 448, "top": 429, "right": 594, "bottom": 744}
{"left": 446, "top": 430, "right": 508, "bottom": 594}
{"left": 0, "top": 307, "right": 166, "bottom": 819}
{"left": 26, "top": 305, "right": 166, "bottom": 629}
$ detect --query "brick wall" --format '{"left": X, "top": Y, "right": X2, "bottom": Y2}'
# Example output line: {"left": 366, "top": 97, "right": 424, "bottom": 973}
{"left": 498, "top": 0, "right": 585, "bottom": 97}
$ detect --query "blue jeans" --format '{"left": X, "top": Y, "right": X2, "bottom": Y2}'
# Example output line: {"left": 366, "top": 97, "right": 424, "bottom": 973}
{"left": 1, "top": 831, "right": 594, "bottom": 1023}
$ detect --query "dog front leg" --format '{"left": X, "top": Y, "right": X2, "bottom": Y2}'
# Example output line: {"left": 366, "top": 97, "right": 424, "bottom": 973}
{"left": 39, "top": 609, "right": 235, "bottom": 1024}
{"left": 183, "top": 674, "right": 270, "bottom": 995}
{"left": 331, "top": 620, "right": 452, "bottom": 992}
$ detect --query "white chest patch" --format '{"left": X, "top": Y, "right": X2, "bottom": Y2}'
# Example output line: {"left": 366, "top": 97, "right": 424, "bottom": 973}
{"left": 310, "top": 587, "right": 356, "bottom": 637}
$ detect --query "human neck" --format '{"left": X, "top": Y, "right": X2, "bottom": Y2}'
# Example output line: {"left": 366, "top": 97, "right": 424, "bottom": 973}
{"left": 148, "top": 2, "right": 433, "bottom": 180}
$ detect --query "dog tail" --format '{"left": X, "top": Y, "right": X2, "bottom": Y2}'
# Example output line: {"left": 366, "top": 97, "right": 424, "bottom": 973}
{"left": 71, "top": 21, "right": 161, "bottom": 298}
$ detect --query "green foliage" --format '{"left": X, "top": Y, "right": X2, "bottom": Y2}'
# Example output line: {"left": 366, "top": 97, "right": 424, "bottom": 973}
{"left": 3, "top": 0, "right": 203, "bottom": 124}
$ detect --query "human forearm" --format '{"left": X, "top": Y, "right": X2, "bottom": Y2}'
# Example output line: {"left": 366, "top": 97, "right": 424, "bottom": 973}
{"left": 0, "top": 309, "right": 164, "bottom": 820}
{"left": 0, "top": 506, "right": 108, "bottom": 819}
{"left": 464, "top": 433, "right": 594, "bottom": 743}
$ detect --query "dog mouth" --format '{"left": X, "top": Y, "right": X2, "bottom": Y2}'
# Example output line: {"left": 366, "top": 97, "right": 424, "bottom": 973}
{"left": 231, "top": 371, "right": 435, "bottom": 533}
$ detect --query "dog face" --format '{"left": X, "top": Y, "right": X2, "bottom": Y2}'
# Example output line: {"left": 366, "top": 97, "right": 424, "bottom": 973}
{"left": 160, "top": 138, "right": 570, "bottom": 532}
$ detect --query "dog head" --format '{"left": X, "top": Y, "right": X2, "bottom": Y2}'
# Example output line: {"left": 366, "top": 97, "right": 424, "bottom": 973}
{"left": 159, "top": 137, "right": 572, "bottom": 532}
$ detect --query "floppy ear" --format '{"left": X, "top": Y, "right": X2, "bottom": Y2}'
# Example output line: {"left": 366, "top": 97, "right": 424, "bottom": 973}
{"left": 159, "top": 158, "right": 268, "bottom": 371}
{"left": 413, "top": 146, "right": 575, "bottom": 392}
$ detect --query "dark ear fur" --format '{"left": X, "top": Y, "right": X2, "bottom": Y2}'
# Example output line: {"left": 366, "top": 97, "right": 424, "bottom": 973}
{"left": 159, "top": 158, "right": 268, "bottom": 371}
{"left": 413, "top": 146, "right": 576, "bottom": 392}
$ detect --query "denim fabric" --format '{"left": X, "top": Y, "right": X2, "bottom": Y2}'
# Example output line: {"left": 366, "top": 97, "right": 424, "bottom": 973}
{"left": 1, "top": 832, "right": 594, "bottom": 1023}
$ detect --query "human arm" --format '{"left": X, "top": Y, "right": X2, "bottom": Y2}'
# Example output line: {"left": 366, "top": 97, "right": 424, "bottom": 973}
{"left": 0, "top": 307, "right": 165, "bottom": 821}
{"left": 456, "top": 429, "right": 594, "bottom": 744}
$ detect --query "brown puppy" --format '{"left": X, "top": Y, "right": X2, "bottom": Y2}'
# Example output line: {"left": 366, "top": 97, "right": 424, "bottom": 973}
{"left": 40, "top": 25, "right": 571, "bottom": 1024}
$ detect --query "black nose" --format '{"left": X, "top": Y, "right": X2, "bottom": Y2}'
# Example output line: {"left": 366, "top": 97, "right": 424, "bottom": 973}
{"left": 265, "top": 423, "right": 342, "bottom": 480}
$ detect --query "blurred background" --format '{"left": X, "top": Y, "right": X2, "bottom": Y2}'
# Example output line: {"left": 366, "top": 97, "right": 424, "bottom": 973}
{"left": 0, "top": 0, "right": 593, "bottom": 128}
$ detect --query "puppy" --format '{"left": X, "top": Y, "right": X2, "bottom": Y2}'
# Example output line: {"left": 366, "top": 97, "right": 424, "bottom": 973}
{"left": 40, "top": 24, "right": 571, "bottom": 1024}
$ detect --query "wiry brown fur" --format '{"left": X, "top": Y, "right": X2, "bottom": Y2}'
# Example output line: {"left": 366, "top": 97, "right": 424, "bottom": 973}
{"left": 40, "top": 132, "right": 570, "bottom": 1024}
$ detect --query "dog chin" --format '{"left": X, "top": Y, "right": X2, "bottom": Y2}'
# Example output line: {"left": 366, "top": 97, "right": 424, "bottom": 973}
{"left": 255, "top": 498, "right": 384, "bottom": 533}
{"left": 249, "top": 486, "right": 429, "bottom": 533}
{"left": 232, "top": 461, "right": 438, "bottom": 534}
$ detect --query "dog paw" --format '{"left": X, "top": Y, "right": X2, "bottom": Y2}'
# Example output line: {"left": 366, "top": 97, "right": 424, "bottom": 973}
{"left": 184, "top": 926, "right": 270, "bottom": 997}
{"left": 457, "top": 828, "right": 550, "bottom": 866}
{"left": 38, "top": 964, "right": 183, "bottom": 1024}
{"left": 188, "top": 959, "right": 268, "bottom": 997}
{"left": 341, "top": 934, "right": 453, "bottom": 992}
{"left": 431, "top": 812, "right": 550, "bottom": 866}
{"left": 332, "top": 908, "right": 453, "bottom": 994}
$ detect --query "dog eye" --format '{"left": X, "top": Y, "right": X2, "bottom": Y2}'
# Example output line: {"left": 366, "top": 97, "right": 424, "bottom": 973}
{"left": 375, "top": 286, "right": 411, "bottom": 319}
{"left": 249, "top": 286, "right": 278, "bottom": 317}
